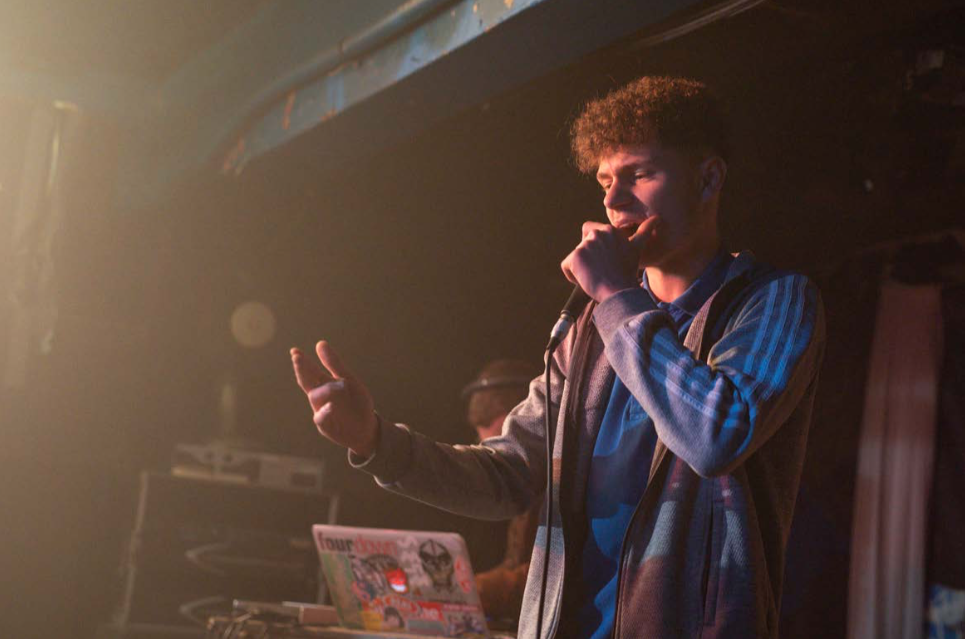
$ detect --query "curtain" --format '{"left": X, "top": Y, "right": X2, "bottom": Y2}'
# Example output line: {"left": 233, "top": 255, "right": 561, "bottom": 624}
{"left": 847, "top": 283, "right": 944, "bottom": 639}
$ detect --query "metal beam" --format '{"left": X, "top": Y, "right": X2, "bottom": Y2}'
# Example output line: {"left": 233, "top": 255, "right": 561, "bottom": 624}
{"left": 215, "top": 0, "right": 747, "bottom": 176}
{"left": 121, "top": 0, "right": 747, "bottom": 210}
{"left": 219, "top": 0, "right": 543, "bottom": 175}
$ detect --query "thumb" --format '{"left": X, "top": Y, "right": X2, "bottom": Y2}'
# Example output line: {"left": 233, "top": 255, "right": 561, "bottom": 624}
{"left": 627, "top": 216, "right": 661, "bottom": 251}
{"left": 316, "top": 340, "right": 352, "bottom": 380}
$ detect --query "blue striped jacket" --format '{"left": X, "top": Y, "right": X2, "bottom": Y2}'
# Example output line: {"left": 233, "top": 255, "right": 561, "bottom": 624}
{"left": 353, "top": 251, "right": 826, "bottom": 638}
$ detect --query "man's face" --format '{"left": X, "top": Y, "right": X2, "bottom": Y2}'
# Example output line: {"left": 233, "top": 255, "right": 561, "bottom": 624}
{"left": 472, "top": 412, "right": 506, "bottom": 442}
{"left": 595, "top": 143, "right": 714, "bottom": 269}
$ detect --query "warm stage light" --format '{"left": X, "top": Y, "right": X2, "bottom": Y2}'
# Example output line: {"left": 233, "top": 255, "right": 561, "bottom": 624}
{"left": 230, "top": 300, "right": 276, "bottom": 348}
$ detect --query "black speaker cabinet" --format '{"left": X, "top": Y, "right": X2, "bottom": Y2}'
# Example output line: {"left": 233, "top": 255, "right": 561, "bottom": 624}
{"left": 114, "top": 472, "right": 337, "bottom": 628}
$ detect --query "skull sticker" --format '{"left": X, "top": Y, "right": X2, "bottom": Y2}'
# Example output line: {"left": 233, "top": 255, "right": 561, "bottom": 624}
{"left": 418, "top": 539, "right": 454, "bottom": 591}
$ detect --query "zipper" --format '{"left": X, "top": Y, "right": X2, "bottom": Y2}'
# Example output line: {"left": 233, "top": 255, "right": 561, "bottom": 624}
{"left": 612, "top": 451, "right": 670, "bottom": 637}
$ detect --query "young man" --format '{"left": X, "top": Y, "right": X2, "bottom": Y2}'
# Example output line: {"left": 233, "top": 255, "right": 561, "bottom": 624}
{"left": 291, "top": 76, "right": 825, "bottom": 638}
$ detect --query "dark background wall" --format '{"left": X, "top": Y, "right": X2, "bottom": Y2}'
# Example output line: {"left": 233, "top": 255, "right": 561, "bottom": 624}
{"left": 1, "top": 1, "right": 963, "bottom": 637}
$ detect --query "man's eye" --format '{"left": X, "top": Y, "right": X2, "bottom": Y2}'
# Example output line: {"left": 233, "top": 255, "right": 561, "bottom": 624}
{"left": 635, "top": 172, "right": 654, "bottom": 180}
{"left": 600, "top": 183, "right": 611, "bottom": 192}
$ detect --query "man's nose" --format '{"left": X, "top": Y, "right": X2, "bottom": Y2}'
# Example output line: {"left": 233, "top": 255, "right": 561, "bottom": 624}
{"left": 603, "top": 180, "right": 631, "bottom": 210}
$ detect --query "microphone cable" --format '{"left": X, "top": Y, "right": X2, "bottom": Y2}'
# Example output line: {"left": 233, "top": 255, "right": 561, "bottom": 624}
{"left": 535, "top": 347, "right": 555, "bottom": 639}
{"left": 536, "top": 284, "right": 589, "bottom": 638}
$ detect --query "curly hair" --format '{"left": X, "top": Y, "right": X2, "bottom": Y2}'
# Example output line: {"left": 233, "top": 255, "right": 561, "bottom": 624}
{"left": 570, "top": 76, "right": 730, "bottom": 173}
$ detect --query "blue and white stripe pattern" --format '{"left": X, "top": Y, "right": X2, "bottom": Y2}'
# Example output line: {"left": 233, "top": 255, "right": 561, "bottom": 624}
{"left": 595, "top": 263, "right": 821, "bottom": 478}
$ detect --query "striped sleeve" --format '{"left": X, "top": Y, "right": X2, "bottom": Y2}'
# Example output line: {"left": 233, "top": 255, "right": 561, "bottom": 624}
{"left": 593, "top": 273, "right": 825, "bottom": 477}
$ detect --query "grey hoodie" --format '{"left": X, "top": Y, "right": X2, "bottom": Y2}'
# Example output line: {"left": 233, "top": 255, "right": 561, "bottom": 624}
{"left": 352, "top": 251, "right": 826, "bottom": 638}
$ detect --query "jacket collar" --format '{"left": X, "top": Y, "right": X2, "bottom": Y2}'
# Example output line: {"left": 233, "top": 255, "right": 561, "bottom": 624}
{"left": 642, "top": 249, "right": 738, "bottom": 318}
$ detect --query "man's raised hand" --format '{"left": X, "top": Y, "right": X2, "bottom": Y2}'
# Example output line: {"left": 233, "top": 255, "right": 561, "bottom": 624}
{"left": 290, "top": 341, "right": 379, "bottom": 458}
{"left": 560, "top": 216, "right": 662, "bottom": 303}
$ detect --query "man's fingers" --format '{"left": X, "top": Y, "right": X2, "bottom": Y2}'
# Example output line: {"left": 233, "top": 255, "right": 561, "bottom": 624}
{"left": 316, "top": 340, "right": 352, "bottom": 380}
{"left": 313, "top": 402, "right": 335, "bottom": 433}
{"left": 307, "top": 379, "right": 345, "bottom": 412}
{"left": 560, "top": 253, "right": 578, "bottom": 284}
{"left": 291, "top": 347, "right": 333, "bottom": 393}
{"left": 628, "top": 216, "right": 661, "bottom": 250}
{"left": 581, "top": 221, "right": 608, "bottom": 238}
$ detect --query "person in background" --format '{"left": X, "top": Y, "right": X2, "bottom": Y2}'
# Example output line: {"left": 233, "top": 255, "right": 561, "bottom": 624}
{"left": 461, "top": 359, "right": 541, "bottom": 624}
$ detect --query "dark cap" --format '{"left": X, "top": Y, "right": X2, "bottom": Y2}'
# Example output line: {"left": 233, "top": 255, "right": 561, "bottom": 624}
{"left": 460, "top": 359, "right": 537, "bottom": 399}
{"left": 463, "top": 359, "right": 538, "bottom": 431}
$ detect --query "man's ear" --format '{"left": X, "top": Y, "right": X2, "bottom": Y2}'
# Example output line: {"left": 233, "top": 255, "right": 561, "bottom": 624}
{"left": 698, "top": 156, "right": 727, "bottom": 201}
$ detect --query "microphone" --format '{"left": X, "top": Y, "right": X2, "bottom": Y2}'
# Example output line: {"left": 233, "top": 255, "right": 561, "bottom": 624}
{"left": 545, "top": 284, "right": 591, "bottom": 352}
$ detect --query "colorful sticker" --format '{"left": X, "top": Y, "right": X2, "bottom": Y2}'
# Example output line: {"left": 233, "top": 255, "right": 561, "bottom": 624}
{"left": 315, "top": 529, "right": 487, "bottom": 636}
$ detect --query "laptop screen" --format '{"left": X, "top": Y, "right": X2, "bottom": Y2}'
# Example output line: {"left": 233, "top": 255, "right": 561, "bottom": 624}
{"left": 313, "top": 524, "right": 489, "bottom": 637}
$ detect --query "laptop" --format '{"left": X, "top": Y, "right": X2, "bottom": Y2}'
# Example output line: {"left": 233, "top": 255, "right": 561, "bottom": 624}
{"left": 313, "top": 524, "right": 489, "bottom": 637}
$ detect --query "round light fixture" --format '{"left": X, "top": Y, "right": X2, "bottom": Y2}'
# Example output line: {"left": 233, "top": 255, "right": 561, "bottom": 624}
{"left": 230, "top": 300, "right": 276, "bottom": 348}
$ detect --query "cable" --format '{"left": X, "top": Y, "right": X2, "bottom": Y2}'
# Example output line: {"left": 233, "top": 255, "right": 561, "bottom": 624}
{"left": 535, "top": 351, "right": 556, "bottom": 639}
